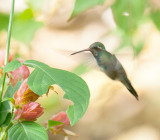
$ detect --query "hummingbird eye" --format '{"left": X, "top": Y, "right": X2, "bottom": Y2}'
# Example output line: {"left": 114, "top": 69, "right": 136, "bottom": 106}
{"left": 93, "top": 51, "right": 98, "bottom": 56}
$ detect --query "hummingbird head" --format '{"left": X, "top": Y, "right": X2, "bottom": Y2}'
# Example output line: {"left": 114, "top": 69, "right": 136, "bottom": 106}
{"left": 89, "top": 42, "right": 105, "bottom": 50}
{"left": 71, "top": 42, "right": 106, "bottom": 56}
{"left": 89, "top": 42, "right": 106, "bottom": 56}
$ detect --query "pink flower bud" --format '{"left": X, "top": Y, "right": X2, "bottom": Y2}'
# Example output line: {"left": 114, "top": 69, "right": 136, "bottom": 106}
{"left": 46, "top": 112, "right": 70, "bottom": 135}
{"left": 15, "top": 102, "right": 44, "bottom": 121}
{"left": 51, "top": 112, "right": 70, "bottom": 126}
{"left": 14, "top": 79, "right": 39, "bottom": 107}
{"left": 9, "top": 58, "right": 30, "bottom": 86}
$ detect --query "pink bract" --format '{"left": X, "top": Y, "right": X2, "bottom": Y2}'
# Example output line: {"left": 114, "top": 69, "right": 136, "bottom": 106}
{"left": 51, "top": 112, "right": 70, "bottom": 126}
{"left": 15, "top": 102, "right": 44, "bottom": 121}
{"left": 9, "top": 58, "right": 30, "bottom": 86}
{"left": 14, "top": 79, "right": 39, "bottom": 107}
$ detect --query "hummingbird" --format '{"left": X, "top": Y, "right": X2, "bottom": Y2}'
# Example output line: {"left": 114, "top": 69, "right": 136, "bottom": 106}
{"left": 71, "top": 42, "right": 138, "bottom": 100}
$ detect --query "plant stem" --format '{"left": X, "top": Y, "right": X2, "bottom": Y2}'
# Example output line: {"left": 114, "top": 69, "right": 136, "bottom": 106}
{"left": 0, "top": 122, "right": 13, "bottom": 140}
{"left": 4, "top": 132, "right": 8, "bottom": 140}
{"left": 0, "top": 0, "right": 15, "bottom": 104}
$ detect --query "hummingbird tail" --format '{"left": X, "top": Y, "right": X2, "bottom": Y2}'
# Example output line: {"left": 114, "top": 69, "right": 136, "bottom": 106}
{"left": 121, "top": 77, "right": 139, "bottom": 100}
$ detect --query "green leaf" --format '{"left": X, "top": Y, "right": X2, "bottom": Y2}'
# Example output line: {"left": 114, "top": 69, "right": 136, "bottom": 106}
{"left": 16, "top": 8, "right": 34, "bottom": 20}
{"left": 24, "top": 60, "right": 90, "bottom": 126}
{"left": 4, "top": 80, "right": 23, "bottom": 99}
{"left": 48, "top": 120, "right": 64, "bottom": 128}
{"left": 12, "top": 9, "right": 43, "bottom": 45}
{"left": 0, "top": 101, "right": 11, "bottom": 126}
{"left": 133, "top": 41, "right": 144, "bottom": 56}
{"left": 0, "top": 9, "right": 43, "bottom": 45}
{"left": 111, "top": 0, "right": 147, "bottom": 34}
{"left": 12, "top": 19, "right": 43, "bottom": 45}
{"left": 3, "top": 60, "right": 22, "bottom": 73}
{"left": 8, "top": 121, "right": 48, "bottom": 140}
{"left": 1, "top": 113, "right": 12, "bottom": 127}
{"left": 70, "top": 0, "right": 106, "bottom": 20}
{"left": 150, "top": 10, "right": 160, "bottom": 31}
{"left": 0, "top": 13, "right": 9, "bottom": 31}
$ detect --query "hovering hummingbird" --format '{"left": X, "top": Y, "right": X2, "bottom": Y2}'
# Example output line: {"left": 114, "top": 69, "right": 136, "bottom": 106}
{"left": 71, "top": 42, "right": 138, "bottom": 100}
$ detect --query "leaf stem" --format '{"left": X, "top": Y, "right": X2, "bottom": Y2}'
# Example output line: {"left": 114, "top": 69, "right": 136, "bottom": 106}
{"left": 0, "top": 122, "right": 13, "bottom": 140}
{"left": 4, "top": 132, "right": 8, "bottom": 140}
{"left": 0, "top": 0, "right": 15, "bottom": 104}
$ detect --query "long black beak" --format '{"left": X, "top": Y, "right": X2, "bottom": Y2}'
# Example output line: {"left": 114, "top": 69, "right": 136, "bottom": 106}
{"left": 71, "top": 48, "right": 90, "bottom": 55}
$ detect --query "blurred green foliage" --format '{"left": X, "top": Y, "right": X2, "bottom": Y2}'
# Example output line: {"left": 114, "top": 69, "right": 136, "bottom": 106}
{"left": 70, "top": 0, "right": 105, "bottom": 19}
{"left": 150, "top": 10, "right": 160, "bottom": 30}
{"left": 71, "top": 0, "right": 160, "bottom": 56}
{"left": 72, "top": 63, "right": 91, "bottom": 75}
{"left": 111, "top": 0, "right": 147, "bottom": 34}
{"left": 0, "top": 8, "right": 43, "bottom": 45}
{"left": 0, "top": 14, "right": 9, "bottom": 31}
{"left": 111, "top": 0, "right": 148, "bottom": 55}
{"left": 12, "top": 9, "right": 43, "bottom": 45}
{"left": 27, "top": 0, "right": 44, "bottom": 12}
{"left": 0, "top": 0, "right": 160, "bottom": 54}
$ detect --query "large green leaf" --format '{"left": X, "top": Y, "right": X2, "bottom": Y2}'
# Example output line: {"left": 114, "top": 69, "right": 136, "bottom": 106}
{"left": 23, "top": 60, "right": 90, "bottom": 126}
{"left": 111, "top": 0, "right": 147, "bottom": 34}
{"left": 70, "top": 0, "right": 106, "bottom": 19}
{"left": 8, "top": 121, "right": 48, "bottom": 140}
{"left": 0, "top": 101, "right": 11, "bottom": 126}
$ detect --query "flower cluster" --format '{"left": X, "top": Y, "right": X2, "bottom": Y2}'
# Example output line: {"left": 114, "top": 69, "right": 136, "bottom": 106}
{"left": 1, "top": 50, "right": 74, "bottom": 138}
{"left": 0, "top": 50, "right": 43, "bottom": 121}
{"left": 13, "top": 79, "right": 43, "bottom": 121}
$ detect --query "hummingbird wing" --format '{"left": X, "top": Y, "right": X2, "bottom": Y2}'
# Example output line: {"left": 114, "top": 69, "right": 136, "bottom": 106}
{"left": 98, "top": 52, "right": 120, "bottom": 80}
{"left": 99, "top": 52, "right": 138, "bottom": 100}
{"left": 112, "top": 55, "right": 139, "bottom": 100}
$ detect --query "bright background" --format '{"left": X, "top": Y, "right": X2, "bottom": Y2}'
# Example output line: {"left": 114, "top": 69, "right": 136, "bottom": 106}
{"left": 0, "top": 0, "right": 160, "bottom": 140}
